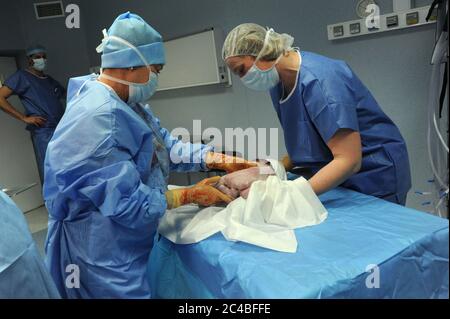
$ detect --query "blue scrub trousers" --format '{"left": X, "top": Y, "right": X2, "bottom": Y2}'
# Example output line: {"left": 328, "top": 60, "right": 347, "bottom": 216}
{"left": 31, "top": 128, "right": 55, "bottom": 184}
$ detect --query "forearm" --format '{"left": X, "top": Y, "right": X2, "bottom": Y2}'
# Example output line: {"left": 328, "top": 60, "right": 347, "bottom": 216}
{"left": 0, "top": 96, "right": 25, "bottom": 122}
{"left": 308, "top": 156, "right": 360, "bottom": 195}
{"left": 205, "top": 151, "right": 258, "bottom": 173}
{"left": 165, "top": 188, "right": 189, "bottom": 209}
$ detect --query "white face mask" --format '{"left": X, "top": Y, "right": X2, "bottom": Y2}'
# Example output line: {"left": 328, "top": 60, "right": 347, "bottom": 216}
{"left": 32, "top": 58, "right": 47, "bottom": 71}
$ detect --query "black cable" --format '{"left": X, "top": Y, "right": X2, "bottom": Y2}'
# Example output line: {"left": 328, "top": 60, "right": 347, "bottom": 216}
{"left": 439, "top": 63, "right": 448, "bottom": 118}
{"left": 426, "top": 0, "right": 441, "bottom": 22}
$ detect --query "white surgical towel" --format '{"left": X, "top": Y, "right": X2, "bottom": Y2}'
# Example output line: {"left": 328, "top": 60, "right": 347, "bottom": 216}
{"left": 158, "top": 160, "right": 327, "bottom": 253}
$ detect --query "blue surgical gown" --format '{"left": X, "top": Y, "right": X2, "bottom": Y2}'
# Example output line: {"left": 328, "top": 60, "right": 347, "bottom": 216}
{"left": 0, "top": 191, "right": 60, "bottom": 298}
{"left": 43, "top": 75, "right": 212, "bottom": 298}
{"left": 270, "top": 51, "right": 411, "bottom": 204}
{"left": 4, "top": 70, "right": 66, "bottom": 183}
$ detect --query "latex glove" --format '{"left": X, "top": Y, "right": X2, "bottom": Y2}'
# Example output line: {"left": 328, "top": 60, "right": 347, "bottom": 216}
{"left": 205, "top": 152, "right": 258, "bottom": 173}
{"left": 165, "top": 176, "right": 233, "bottom": 209}
{"left": 219, "top": 165, "right": 275, "bottom": 199}
{"left": 281, "top": 154, "right": 294, "bottom": 172}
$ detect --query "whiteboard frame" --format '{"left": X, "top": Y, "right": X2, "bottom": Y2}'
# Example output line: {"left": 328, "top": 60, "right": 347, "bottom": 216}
{"left": 156, "top": 28, "right": 232, "bottom": 92}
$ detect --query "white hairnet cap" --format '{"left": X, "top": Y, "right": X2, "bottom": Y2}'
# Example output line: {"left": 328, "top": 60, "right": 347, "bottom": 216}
{"left": 222, "top": 23, "right": 294, "bottom": 61}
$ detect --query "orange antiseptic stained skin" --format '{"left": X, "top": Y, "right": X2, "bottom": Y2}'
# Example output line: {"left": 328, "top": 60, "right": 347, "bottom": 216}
{"left": 206, "top": 152, "right": 258, "bottom": 173}
{"left": 179, "top": 189, "right": 189, "bottom": 207}
{"left": 187, "top": 185, "right": 232, "bottom": 206}
{"left": 173, "top": 176, "right": 232, "bottom": 207}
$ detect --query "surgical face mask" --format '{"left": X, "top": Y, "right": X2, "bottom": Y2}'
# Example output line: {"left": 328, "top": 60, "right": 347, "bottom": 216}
{"left": 100, "top": 69, "right": 159, "bottom": 104}
{"left": 128, "top": 71, "right": 158, "bottom": 103}
{"left": 240, "top": 58, "right": 280, "bottom": 91}
{"left": 97, "top": 32, "right": 159, "bottom": 104}
{"left": 32, "top": 58, "right": 47, "bottom": 71}
{"left": 240, "top": 28, "right": 282, "bottom": 91}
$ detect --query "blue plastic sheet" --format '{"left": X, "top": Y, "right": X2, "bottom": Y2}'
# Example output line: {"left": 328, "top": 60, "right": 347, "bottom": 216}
{"left": 148, "top": 188, "right": 449, "bottom": 298}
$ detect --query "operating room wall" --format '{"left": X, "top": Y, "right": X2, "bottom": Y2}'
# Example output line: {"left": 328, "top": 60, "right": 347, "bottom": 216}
{"left": 0, "top": 1, "right": 24, "bottom": 52}
{"left": 79, "top": 0, "right": 437, "bottom": 211}
{"left": 10, "top": 0, "right": 91, "bottom": 87}
{"left": 0, "top": 0, "right": 91, "bottom": 207}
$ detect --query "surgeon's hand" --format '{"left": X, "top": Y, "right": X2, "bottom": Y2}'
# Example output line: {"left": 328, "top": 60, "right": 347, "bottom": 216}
{"left": 205, "top": 152, "right": 258, "bottom": 173}
{"left": 281, "top": 154, "right": 294, "bottom": 172}
{"left": 165, "top": 176, "right": 233, "bottom": 209}
{"left": 22, "top": 115, "right": 47, "bottom": 127}
{"left": 219, "top": 165, "right": 275, "bottom": 199}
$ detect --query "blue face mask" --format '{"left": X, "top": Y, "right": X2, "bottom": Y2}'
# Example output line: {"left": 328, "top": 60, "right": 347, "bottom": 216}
{"left": 98, "top": 34, "right": 160, "bottom": 104}
{"left": 240, "top": 27, "right": 286, "bottom": 92}
{"left": 241, "top": 59, "right": 280, "bottom": 91}
{"left": 100, "top": 69, "right": 159, "bottom": 104}
{"left": 128, "top": 71, "right": 158, "bottom": 103}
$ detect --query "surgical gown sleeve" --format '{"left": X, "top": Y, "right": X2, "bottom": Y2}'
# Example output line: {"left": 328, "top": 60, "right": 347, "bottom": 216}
{"left": 77, "top": 157, "right": 167, "bottom": 229}
{"left": 142, "top": 105, "right": 213, "bottom": 172}
{"left": 302, "top": 66, "right": 360, "bottom": 143}
{"left": 4, "top": 71, "right": 29, "bottom": 95}
{"left": 46, "top": 104, "right": 167, "bottom": 229}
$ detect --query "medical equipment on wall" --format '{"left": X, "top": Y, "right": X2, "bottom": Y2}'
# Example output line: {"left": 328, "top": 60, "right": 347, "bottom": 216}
{"left": 426, "top": 0, "right": 448, "bottom": 218}
{"left": 328, "top": 4, "right": 436, "bottom": 40}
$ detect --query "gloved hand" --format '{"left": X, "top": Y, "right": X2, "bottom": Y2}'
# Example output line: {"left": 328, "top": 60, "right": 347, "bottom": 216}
{"left": 215, "top": 182, "right": 240, "bottom": 200}
{"left": 281, "top": 154, "right": 294, "bottom": 172}
{"left": 218, "top": 164, "right": 275, "bottom": 199}
{"left": 205, "top": 152, "right": 258, "bottom": 173}
{"left": 165, "top": 176, "right": 233, "bottom": 209}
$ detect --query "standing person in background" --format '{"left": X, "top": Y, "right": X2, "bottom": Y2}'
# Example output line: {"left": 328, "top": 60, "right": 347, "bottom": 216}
{"left": 0, "top": 45, "right": 66, "bottom": 184}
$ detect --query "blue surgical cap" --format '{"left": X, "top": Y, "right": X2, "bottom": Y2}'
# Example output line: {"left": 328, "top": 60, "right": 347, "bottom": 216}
{"left": 26, "top": 44, "right": 46, "bottom": 57}
{"left": 99, "top": 12, "right": 165, "bottom": 68}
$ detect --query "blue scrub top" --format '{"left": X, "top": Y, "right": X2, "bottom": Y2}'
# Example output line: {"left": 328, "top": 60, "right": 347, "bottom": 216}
{"left": 43, "top": 75, "right": 212, "bottom": 298}
{"left": 270, "top": 51, "right": 411, "bottom": 203}
{"left": 4, "top": 70, "right": 65, "bottom": 130}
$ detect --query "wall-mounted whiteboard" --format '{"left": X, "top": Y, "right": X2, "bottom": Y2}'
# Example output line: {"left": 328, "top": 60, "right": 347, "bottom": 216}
{"left": 89, "top": 29, "right": 232, "bottom": 91}
{"left": 157, "top": 28, "right": 231, "bottom": 91}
